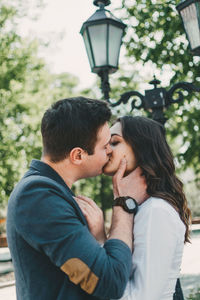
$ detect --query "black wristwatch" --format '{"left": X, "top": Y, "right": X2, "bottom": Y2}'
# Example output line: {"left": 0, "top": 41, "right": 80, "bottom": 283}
{"left": 112, "top": 196, "right": 138, "bottom": 215}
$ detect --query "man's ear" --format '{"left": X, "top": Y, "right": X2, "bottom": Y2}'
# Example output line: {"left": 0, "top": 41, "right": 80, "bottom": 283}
{"left": 69, "top": 147, "right": 87, "bottom": 165}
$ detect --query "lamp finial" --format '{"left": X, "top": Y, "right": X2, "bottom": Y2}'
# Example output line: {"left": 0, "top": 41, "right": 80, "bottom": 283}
{"left": 93, "top": 0, "right": 111, "bottom": 8}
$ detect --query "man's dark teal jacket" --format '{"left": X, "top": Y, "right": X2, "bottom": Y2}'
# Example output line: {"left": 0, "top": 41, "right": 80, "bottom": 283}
{"left": 6, "top": 160, "right": 132, "bottom": 300}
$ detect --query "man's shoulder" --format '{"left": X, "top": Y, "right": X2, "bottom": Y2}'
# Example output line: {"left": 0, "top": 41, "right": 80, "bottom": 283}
{"left": 8, "top": 171, "right": 74, "bottom": 217}
{"left": 11, "top": 171, "right": 71, "bottom": 199}
{"left": 7, "top": 173, "right": 82, "bottom": 229}
{"left": 23, "top": 170, "right": 63, "bottom": 186}
{"left": 7, "top": 167, "right": 87, "bottom": 230}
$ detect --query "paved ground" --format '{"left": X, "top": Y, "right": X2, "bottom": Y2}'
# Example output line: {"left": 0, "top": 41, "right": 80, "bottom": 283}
{"left": 0, "top": 285, "right": 16, "bottom": 300}
{"left": 0, "top": 231, "right": 200, "bottom": 300}
{"left": 180, "top": 234, "right": 200, "bottom": 298}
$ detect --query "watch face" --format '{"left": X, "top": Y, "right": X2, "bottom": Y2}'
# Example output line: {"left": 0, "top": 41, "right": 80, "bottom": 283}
{"left": 125, "top": 198, "right": 136, "bottom": 210}
{"left": 113, "top": 196, "right": 138, "bottom": 214}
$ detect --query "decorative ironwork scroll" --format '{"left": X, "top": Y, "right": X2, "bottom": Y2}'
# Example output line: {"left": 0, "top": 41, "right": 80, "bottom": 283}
{"left": 110, "top": 91, "right": 145, "bottom": 109}
{"left": 166, "top": 82, "right": 200, "bottom": 105}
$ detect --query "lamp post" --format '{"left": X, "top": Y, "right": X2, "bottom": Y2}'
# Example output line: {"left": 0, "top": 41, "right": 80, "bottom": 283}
{"left": 80, "top": 0, "right": 126, "bottom": 102}
{"left": 81, "top": 0, "right": 200, "bottom": 126}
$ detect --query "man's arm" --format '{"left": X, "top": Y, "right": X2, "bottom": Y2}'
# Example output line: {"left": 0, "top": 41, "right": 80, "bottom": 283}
{"left": 109, "top": 159, "right": 147, "bottom": 251}
{"left": 16, "top": 178, "right": 132, "bottom": 299}
{"left": 25, "top": 159, "right": 146, "bottom": 299}
{"left": 75, "top": 159, "right": 147, "bottom": 251}
{"left": 108, "top": 207, "right": 133, "bottom": 250}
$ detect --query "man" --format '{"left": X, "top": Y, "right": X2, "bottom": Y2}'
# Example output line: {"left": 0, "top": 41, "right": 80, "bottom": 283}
{"left": 7, "top": 97, "right": 147, "bottom": 300}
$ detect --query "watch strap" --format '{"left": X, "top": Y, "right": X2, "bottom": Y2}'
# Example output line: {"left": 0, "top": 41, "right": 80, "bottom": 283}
{"left": 112, "top": 196, "right": 138, "bottom": 215}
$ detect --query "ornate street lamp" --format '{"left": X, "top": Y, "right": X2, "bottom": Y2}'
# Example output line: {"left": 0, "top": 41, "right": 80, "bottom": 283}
{"left": 80, "top": 0, "right": 126, "bottom": 101}
{"left": 111, "top": 77, "right": 200, "bottom": 125}
{"left": 176, "top": 0, "right": 200, "bottom": 56}
{"left": 81, "top": 0, "right": 200, "bottom": 126}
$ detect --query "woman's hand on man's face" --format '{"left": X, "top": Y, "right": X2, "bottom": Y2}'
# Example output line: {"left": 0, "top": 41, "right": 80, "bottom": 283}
{"left": 74, "top": 195, "right": 107, "bottom": 244}
{"left": 112, "top": 158, "right": 148, "bottom": 204}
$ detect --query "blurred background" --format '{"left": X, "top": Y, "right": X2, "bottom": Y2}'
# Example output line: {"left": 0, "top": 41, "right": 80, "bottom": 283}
{"left": 0, "top": 0, "right": 199, "bottom": 298}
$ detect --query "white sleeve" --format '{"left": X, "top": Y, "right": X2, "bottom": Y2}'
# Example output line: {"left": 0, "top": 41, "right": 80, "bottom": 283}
{"left": 119, "top": 203, "right": 179, "bottom": 300}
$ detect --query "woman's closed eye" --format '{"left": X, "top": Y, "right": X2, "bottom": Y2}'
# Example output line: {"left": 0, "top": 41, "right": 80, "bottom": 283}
{"left": 110, "top": 141, "right": 119, "bottom": 146}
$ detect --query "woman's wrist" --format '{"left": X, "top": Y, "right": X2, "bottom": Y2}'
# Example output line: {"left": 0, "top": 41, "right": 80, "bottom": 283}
{"left": 97, "top": 228, "right": 107, "bottom": 245}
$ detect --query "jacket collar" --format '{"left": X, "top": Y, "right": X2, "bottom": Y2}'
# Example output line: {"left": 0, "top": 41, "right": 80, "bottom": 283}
{"left": 29, "top": 159, "right": 74, "bottom": 196}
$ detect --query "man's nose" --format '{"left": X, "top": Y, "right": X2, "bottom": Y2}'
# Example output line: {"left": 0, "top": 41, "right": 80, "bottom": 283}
{"left": 106, "top": 144, "right": 112, "bottom": 155}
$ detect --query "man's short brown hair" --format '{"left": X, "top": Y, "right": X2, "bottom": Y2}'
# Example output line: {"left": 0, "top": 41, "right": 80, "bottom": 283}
{"left": 41, "top": 97, "right": 111, "bottom": 162}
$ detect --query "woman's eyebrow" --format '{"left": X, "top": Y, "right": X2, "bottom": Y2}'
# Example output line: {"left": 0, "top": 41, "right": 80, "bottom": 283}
{"left": 111, "top": 133, "right": 122, "bottom": 137}
{"left": 104, "top": 137, "right": 111, "bottom": 147}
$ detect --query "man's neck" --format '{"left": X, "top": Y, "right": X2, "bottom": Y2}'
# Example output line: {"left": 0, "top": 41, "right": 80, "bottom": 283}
{"left": 41, "top": 157, "right": 75, "bottom": 189}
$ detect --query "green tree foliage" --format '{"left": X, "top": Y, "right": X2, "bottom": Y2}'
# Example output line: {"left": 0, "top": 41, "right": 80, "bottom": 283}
{"left": 0, "top": 2, "right": 79, "bottom": 206}
{"left": 83, "top": 0, "right": 199, "bottom": 216}
{"left": 117, "top": 0, "right": 200, "bottom": 179}
{"left": 187, "top": 287, "right": 200, "bottom": 300}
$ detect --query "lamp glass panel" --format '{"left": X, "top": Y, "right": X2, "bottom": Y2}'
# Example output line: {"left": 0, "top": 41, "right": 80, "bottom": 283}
{"left": 88, "top": 24, "right": 107, "bottom": 66}
{"left": 83, "top": 30, "right": 94, "bottom": 69}
{"left": 180, "top": 2, "right": 200, "bottom": 50}
{"left": 108, "top": 25, "right": 123, "bottom": 67}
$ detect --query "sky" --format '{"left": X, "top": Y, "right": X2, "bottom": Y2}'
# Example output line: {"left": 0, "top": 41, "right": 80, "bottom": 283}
{"left": 18, "top": 0, "right": 176, "bottom": 91}
{"left": 19, "top": 0, "right": 121, "bottom": 89}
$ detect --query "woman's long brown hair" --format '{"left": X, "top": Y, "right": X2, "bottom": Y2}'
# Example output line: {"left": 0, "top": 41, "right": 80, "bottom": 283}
{"left": 118, "top": 116, "right": 191, "bottom": 243}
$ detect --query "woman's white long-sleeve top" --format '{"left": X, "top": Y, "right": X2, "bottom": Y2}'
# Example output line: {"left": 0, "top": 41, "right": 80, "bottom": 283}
{"left": 120, "top": 197, "right": 186, "bottom": 300}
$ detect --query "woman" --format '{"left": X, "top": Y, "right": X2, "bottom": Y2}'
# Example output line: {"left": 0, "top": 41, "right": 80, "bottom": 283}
{"left": 76, "top": 116, "right": 191, "bottom": 300}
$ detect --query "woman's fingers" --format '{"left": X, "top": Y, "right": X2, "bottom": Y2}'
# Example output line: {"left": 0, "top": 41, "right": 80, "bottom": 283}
{"left": 75, "top": 198, "right": 93, "bottom": 219}
{"left": 76, "top": 195, "right": 99, "bottom": 210}
{"left": 75, "top": 197, "right": 89, "bottom": 210}
{"left": 74, "top": 196, "right": 103, "bottom": 221}
{"left": 74, "top": 196, "right": 106, "bottom": 244}
{"left": 75, "top": 197, "right": 95, "bottom": 214}
{"left": 113, "top": 158, "right": 127, "bottom": 181}
{"left": 112, "top": 158, "right": 127, "bottom": 198}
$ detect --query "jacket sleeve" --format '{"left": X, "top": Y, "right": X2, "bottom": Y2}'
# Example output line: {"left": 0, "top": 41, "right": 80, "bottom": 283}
{"left": 16, "top": 181, "right": 132, "bottom": 299}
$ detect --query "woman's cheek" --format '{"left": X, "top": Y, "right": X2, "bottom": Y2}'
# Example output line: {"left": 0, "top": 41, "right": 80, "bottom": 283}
{"left": 127, "top": 157, "right": 137, "bottom": 173}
